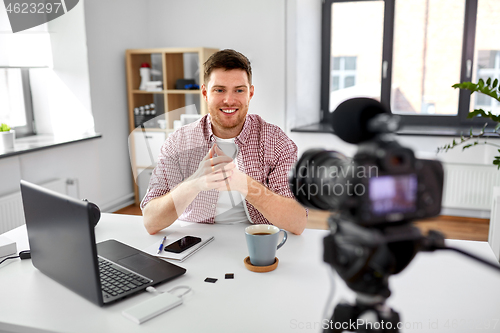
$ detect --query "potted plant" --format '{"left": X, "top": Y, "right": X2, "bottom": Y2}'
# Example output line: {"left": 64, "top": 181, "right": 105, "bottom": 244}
{"left": 0, "top": 123, "right": 15, "bottom": 151}
{"left": 437, "top": 78, "right": 500, "bottom": 168}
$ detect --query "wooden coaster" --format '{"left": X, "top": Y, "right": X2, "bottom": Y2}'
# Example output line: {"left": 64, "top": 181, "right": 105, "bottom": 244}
{"left": 244, "top": 256, "right": 279, "bottom": 273}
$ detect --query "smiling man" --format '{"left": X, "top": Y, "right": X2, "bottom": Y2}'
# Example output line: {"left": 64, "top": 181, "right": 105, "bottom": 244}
{"left": 141, "top": 49, "right": 307, "bottom": 235}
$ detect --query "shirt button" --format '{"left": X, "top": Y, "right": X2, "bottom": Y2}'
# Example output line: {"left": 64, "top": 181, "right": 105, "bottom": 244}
{"left": 212, "top": 204, "right": 215, "bottom": 208}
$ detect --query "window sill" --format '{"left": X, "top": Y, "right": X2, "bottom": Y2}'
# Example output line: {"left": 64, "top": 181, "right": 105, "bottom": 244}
{"left": 0, "top": 132, "right": 102, "bottom": 159}
{"left": 290, "top": 122, "right": 334, "bottom": 134}
{"left": 291, "top": 123, "right": 500, "bottom": 138}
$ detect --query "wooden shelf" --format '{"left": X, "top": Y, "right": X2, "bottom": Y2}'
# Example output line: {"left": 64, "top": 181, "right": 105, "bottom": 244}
{"left": 132, "top": 90, "right": 165, "bottom": 94}
{"left": 134, "top": 128, "right": 177, "bottom": 134}
{"left": 136, "top": 128, "right": 166, "bottom": 132}
{"left": 167, "top": 89, "right": 201, "bottom": 94}
{"left": 125, "top": 47, "right": 213, "bottom": 54}
{"left": 136, "top": 165, "right": 156, "bottom": 170}
{"left": 132, "top": 89, "right": 201, "bottom": 94}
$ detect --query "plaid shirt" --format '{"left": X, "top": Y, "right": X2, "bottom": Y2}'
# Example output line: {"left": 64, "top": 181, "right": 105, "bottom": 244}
{"left": 141, "top": 114, "right": 299, "bottom": 225}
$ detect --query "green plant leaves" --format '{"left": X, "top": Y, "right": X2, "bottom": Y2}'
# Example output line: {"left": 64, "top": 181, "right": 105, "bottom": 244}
{"left": 443, "top": 78, "right": 500, "bottom": 169}
{"left": 0, "top": 123, "right": 11, "bottom": 132}
{"left": 494, "top": 155, "right": 500, "bottom": 169}
{"left": 466, "top": 109, "right": 500, "bottom": 122}
{"left": 453, "top": 79, "right": 500, "bottom": 103}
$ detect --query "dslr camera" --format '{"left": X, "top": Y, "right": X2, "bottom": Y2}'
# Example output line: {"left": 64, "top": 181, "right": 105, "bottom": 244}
{"left": 289, "top": 97, "right": 443, "bottom": 227}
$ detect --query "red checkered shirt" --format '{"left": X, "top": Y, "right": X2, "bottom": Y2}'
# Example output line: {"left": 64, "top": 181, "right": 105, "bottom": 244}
{"left": 140, "top": 114, "right": 299, "bottom": 225}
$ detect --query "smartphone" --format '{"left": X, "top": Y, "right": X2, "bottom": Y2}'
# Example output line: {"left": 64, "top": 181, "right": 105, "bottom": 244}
{"left": 164, "top": 236, "right": 202, "bottom": 254}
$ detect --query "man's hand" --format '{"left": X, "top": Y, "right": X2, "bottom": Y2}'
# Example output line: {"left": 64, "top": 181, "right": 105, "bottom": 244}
{"left": 212, "top": 146, "right": 307, "bottom": 235}
{"left": 143, "top": 144, "right": 234, "bottom": 235}
{"left": 209, "top": 145, "right": 249, "bottom": 196}
{"left": 187, "top": 144, "right": 236, "bottom": 192}
{"left": 144, "top": 144, "right": 306, "bottom": 235}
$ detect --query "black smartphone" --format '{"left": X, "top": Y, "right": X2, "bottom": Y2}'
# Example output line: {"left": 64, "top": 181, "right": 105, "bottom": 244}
{"left": 164, "top": 236, "right": 202, "bottom": 254}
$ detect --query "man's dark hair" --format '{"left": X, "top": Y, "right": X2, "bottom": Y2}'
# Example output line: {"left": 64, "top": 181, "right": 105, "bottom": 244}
{"left": 203, "top": 49, "right": 252, "bottom": 85}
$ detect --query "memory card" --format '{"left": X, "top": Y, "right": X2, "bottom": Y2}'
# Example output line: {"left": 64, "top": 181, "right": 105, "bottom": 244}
{"left": 204, "top": 277, "right": 218, "bottom": 283}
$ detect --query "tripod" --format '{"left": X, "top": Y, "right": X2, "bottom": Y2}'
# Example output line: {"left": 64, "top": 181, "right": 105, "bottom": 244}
{"left": 322, "top": 215, "right": 500, "bottom": 333}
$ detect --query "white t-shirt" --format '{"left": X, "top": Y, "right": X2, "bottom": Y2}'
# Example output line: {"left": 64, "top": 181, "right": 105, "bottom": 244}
{"left": 213, "top": 136, "right": 251, "bottom": 224}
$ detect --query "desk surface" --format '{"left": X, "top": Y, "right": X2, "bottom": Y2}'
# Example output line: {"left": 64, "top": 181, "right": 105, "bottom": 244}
{"left": 1, "top": 214, "right": 500, "bottom": 333}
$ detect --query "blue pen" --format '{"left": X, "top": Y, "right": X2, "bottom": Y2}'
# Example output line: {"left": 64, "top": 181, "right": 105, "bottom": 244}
{"left": 157, "top": 236, "right": 167, "bottom": 254}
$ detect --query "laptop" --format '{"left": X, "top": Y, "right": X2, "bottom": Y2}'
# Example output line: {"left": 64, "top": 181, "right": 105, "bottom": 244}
{"left": 20, "top": 180, "right": 186, "bottom": 306}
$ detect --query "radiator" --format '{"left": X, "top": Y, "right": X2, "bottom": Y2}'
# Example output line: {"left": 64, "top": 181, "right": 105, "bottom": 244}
{"left": 442, "top": 163, "right": 500, "bottom": 210}
{"left": 0, "top": 178, "right": 74, "bottom": 234}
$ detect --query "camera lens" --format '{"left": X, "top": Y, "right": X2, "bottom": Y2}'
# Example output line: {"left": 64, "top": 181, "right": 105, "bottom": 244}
{"left": 288, "top": 149, "right": 350, "bottom": 211}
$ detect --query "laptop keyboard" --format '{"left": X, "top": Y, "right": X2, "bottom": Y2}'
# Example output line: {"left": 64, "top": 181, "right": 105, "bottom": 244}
{"left": 98, "top": 257, "right": 152, "bottom": 299}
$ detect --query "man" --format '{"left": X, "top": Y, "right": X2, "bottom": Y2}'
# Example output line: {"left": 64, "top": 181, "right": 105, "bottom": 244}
{"left": 141, "top": 49, "right": 307, "bottom": 235}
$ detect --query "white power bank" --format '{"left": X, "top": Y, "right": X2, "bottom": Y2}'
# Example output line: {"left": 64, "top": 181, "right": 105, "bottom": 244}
{"left": 0, "top": 236, "right": 16, "bottom": 258}
{"left": 122, "top": 292, "right": 183, "bottom": 324}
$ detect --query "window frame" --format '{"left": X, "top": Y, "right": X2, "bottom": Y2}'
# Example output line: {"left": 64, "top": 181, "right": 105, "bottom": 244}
{"left": 320, "top": 0, "right": 496, "bottom": 129}
{"left": 0, "top": 67, "right": 36, "bottom": 138}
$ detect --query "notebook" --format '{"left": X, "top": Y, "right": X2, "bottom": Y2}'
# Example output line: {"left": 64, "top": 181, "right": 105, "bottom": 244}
{"left": 144, "top": 233, "right": 214, "bottom": 262}
{"left": 20, "top": 180, "right": 186, "bottom": 306}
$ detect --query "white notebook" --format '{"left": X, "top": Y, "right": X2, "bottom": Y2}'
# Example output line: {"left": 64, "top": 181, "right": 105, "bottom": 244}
{"left": 144, "top": 233, "right": 214, "bottom": 262}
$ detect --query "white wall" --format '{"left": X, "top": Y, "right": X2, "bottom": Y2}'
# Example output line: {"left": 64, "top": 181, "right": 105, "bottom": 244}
{"left": 145, "top": 0, "right": 287, "bottom": 128}
{"left": 0, "top": 0, "right": 151, "bottom": 212}
{"left": 82, "top": 0, "right": 151, "bottom": 210}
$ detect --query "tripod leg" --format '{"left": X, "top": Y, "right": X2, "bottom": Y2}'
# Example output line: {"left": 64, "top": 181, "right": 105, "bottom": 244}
{"left": 324, "top": 302, "right": 360, "bottom": 333}
{"left": 380, "top": 307, "right": 400, "bottom": 333}
{"left": 357, "top": 306, "right": 400, "bottom": 333}
{"left": 325, "top": 302, "right": 401, "bottom": 333}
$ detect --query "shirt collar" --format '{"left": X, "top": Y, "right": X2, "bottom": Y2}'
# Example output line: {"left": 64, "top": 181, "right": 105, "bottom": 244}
{"left": 205, "top": 114, "right": 251, "bottom": 145}
{"left": 205, "top": 114, "right": 215, "bottom": 143}
{"left": 236, "top": 115, "right": 251, "bottom": 145}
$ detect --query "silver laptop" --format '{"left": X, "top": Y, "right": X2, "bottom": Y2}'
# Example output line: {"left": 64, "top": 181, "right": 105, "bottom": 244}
{"left": 20, "top": 180, "right": 186, "bottom": 306}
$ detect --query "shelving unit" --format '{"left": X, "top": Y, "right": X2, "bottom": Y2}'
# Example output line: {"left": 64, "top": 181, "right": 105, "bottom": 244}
{"left": 125, "top": 47, "right": 219, "bottom": 204}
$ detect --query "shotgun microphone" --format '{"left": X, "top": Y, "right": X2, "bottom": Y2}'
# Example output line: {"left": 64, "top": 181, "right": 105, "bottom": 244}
{"left": 332, "top": 98, "right": 400, "bottom": 144}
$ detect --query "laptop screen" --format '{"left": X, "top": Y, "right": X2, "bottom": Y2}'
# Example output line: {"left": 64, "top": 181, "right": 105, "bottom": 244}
{"left": 20, "top": 180, "right": 103, "bottom": 305}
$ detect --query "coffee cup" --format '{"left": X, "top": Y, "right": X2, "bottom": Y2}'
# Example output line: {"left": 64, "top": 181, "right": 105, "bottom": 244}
{"left": 245, "top": 225, "right": 287, "bottom": 266}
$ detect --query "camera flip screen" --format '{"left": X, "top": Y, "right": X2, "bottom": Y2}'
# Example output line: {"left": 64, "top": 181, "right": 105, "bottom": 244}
{"left": 369, "top": 174, "right": 418, "bottom": 216}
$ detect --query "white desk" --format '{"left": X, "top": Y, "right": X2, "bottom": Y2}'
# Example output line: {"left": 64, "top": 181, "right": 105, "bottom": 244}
{"left": 0, "top": 213, "right": 499, "bottom": 333}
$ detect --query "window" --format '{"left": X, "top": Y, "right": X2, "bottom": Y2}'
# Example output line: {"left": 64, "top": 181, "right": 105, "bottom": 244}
{"left": 391, "top": 0, "right": 465, "bottom": 117}
{"left": 0, "top": 68, "right": 35, "bottom": 137}
{"left": 330, "top": 56, "right": 359, "bottom": 110}
{"left": 321, "top": 0, "right": 500, "bottom": 129}
{"left": 323, "top": 1, "right": 384, "bottom": 115}
{"left": 331, "top": 56, "right": 357, "bottom": 92}
{"left": 0, "top": 17, "right": 52, "bottom": 138}
{"left": 474, "top": 51, "right": 500, "bottom": 113}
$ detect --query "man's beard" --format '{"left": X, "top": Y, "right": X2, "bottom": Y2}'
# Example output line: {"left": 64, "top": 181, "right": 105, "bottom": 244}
{"left": 210, "top": 105, "right": 247, "bottom": 131}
